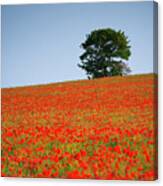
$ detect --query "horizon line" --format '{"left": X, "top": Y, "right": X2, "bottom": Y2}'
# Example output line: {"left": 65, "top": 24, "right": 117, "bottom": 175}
{"left": 1, "top": 72, "right": 156, "bottom": 89}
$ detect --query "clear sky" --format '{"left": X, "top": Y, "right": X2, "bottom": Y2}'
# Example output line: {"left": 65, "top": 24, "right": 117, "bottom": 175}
{"left": 2, "top": 1, "right": 154, "bottom": 88}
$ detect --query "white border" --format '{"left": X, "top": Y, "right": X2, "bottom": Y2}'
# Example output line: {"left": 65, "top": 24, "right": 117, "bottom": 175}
{"left": 0, "top": 0, "right": 162, "bottom": 186}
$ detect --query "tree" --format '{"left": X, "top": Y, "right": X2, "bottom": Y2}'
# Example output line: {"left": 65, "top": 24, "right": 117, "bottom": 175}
{"left": 78, "top": 28, "right": 131, "bottom": 79}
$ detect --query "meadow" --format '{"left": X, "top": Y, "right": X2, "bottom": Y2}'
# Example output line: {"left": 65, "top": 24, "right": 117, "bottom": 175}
{"left": 1, "top": 73, "right": 157, "bottom": 180}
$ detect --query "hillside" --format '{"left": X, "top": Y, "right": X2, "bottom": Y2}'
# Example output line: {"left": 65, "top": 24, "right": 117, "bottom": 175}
{"left": 1, "top": 73, "right": 157, "bottom": 180}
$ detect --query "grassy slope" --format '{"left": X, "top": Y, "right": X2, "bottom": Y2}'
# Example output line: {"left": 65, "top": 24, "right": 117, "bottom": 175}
{"left": 1, "top": 73, "right": 157, "bottom": 179}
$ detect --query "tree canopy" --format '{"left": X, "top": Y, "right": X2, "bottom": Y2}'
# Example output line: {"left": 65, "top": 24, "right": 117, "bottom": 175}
{"left": 78, "top": 28, "right": 131, "bottom": 79}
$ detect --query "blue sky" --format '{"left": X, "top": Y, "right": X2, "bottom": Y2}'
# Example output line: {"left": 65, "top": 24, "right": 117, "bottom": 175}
{"left": 2, "top": 1, "right": 154, "bottom": 88}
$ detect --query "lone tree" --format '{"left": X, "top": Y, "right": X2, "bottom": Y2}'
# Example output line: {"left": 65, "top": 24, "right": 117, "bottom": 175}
{"left": 78, "top": 28, "right": 131, "bottom": 79}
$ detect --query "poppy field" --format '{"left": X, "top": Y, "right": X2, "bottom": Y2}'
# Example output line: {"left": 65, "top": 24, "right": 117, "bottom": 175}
{"left": 1, "top": 73, "right": 157, "bottom": 180}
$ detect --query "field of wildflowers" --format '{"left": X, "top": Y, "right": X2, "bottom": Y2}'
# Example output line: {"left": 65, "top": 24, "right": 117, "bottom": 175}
{"left": 1, "top": 74, "right": 157, "bottom": 180}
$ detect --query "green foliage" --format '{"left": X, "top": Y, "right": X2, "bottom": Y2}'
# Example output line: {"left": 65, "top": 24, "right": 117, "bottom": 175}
{"left": 3, "top": 166, "right": 9, "bottom": 175}
{"left": 46, "top": 142, "right": 54, "bottom": 150}
{"left": 78, "top": 28, "right": 131, "bottom": 79}
{"left": 105, "top": 140, "right": 117, "bottom": 148}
